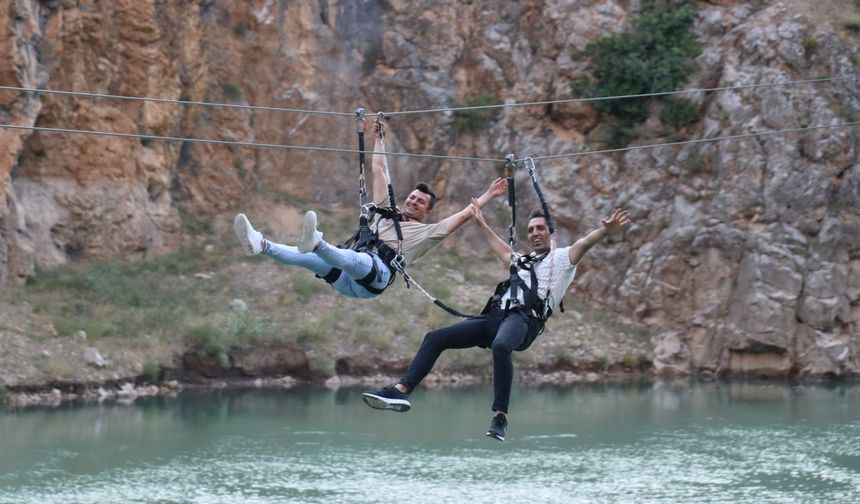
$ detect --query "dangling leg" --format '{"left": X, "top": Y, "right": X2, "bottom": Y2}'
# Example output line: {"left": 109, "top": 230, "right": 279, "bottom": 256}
{"left": 267, "top": 242, "right": 384, "bottom": 299}
{"left": 489, "top": 313, "right": 530, "bottom": 415}
{"left": 264, "top": 242, "right": 334, "bottom": 276}
{"left": 298, "top": 211, "right": 392, "bottom": 293}
{"left": 485, "top": 312, "right": 538, "bottom": 442}
{"left": 235, "top": 213, "right": 337, "bottom": 276}
{"left": 363, "top": 315, "right": 493, "bottom": 412}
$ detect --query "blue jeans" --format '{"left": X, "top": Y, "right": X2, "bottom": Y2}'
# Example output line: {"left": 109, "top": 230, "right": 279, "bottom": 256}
{"left": 264, "top": 240, "right": 393, "bottom": 298}
{"left": 399, "top": 309, "right": 544, "bottom": 413}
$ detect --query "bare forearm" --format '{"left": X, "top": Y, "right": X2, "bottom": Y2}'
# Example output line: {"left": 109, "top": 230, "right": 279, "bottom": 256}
{"left": 583, "top": 225, "right": 609, "bottom": 248}
{"left": 473, "top": 189, "right": 495, "bottom": 208}
{"left": 477, "top": 219, "right": 511, "bottom": 264}
{"left": 371, "top": 139, "right": 387, "bottom": 201}
{"left": 444, "top": 208, "right": 472, "bottom": 233}
{"left": 569, "top": 225, "right": 608, "bottom": 265}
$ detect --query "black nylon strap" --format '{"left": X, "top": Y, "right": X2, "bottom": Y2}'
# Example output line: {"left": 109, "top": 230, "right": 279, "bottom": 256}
{"left": 317, "top": 268, "right": 342, "bottom": 284}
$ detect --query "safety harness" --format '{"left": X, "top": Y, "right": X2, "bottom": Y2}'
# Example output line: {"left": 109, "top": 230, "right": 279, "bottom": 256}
{"left": 316, "top": 109, "right": 404, "bottom": 295}
{"left": 480, "top": 156, "right": 562, "bottom": 326}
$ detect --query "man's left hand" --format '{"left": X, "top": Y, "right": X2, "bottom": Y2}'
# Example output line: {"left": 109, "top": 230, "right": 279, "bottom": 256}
{"left": 601, "top": 208, "right": 631, "bottom": 232}
{"left": 487, "top": 177, "right": 507, "bottom": 198}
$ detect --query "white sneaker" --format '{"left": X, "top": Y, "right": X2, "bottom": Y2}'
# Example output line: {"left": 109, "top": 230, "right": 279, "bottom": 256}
{"left": 234, "top": 213, "right": 264, "bottom": 255}
{"left": 298, "top": 210, "right": 323, "bottom": 253}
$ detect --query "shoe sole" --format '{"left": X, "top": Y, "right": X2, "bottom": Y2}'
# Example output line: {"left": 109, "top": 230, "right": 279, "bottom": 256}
{"left": 362, "top": 393, "right": 411, "bottom": 412}
{"left": 485, "top": 431, "right": 505, "bottom": 442}
{"left": 233, "top": 214, "right": 258, "bottom": 256}
{"left": 297, "top": 211, "right": 317, "bottom": 253}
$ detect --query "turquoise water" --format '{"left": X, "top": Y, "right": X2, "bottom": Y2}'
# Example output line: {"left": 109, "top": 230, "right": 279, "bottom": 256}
{"left": 1, "top": 382, "right": 859, "bottom": 503}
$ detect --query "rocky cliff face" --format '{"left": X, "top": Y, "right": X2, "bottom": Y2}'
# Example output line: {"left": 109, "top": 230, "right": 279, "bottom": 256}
{"left": 0, "top": 0, "right": 858, "bottom": 379}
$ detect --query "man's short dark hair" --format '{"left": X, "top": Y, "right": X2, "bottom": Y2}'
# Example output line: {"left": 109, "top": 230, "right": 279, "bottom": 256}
{"left": 414, "top": 182, "right": 437, "bottom": 210}
{"left": 528, "top": 209, "right": 547, "bottom": 222}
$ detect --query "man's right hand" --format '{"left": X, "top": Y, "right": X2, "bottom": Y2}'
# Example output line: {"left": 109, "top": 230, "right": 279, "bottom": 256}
{"left": 487, "top": 177, "right": 507, "bottom": 198}
{"left": 469, "top": 197, "right": 488, "bottom": 227}
{"left": 373, "top": 120, "right": 387, "bottom": 138}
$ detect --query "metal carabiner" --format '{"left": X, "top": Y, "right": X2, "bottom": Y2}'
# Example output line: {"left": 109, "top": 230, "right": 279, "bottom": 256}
{"left": 524, "top": 156, "right": 536, "bottom": 178}
{"left": 390, "top": 254, "right": 406, "bottom": 274}
{"left": 504, "top": 153, "right": 516, "bottom": 177}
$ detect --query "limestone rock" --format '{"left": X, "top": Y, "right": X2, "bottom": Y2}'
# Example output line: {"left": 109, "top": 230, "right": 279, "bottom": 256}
{"left": 798, "top": 329, "right": 854, "bottom": 378}
{"left": 652, "top": 332, "right": 691, "bottom": 378}
{"left": 83, "top": 347, "right": 107, "bottom": 368}
{"left": 0, "top": 0, "right": 857, "bottom": 382}
{"left": 229, "top": 346, "right": 312, "bottom": 380}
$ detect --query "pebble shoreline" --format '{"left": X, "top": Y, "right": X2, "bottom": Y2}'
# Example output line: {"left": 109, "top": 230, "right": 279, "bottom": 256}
{"left": 1, "top": 370, "right": 662, "bottom": 408}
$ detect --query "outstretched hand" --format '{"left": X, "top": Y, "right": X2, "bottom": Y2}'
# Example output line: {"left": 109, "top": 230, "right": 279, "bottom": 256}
{"left": 601, "top": 208, "right": 632, "bottom": 232}
{"left": 487, "top": 177, "right": 507, "bottom": 198}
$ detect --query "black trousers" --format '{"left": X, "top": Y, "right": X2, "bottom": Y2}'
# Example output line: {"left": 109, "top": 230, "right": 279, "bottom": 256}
{"left": 399, "top": 309, "right": 544, "bottom": 413}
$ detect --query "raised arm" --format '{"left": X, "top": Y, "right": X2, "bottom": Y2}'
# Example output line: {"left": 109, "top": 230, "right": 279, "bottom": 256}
{"left": 470, "top": 197, "right": 511, "bottom": 265}
{"left": 443, "top": 177, "right": 507, "bottom": 233}
{"left": 568, "top": 208, "right": 631, "bottom": 265}
{"left": 371, "top": 120, "right": 389, "bottom": 204}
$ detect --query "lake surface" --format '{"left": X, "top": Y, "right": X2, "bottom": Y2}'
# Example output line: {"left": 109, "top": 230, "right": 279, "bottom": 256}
{"left": 1, "top": 382, "right": 859, "bottom": 503}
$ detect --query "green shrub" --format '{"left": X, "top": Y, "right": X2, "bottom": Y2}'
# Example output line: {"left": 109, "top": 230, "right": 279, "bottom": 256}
{"left": 52, "top": 317, "right": 116, "bottom": 339}
{"left": 143, "top": 360, "right": 161, "bottom": 382}
{"left": 184, "top": 314, "right": 270, "bottom": 365}
{"left": 452, "top": 91, "right": 498, "bottom": 134}
{"left": 802, "top": 37, "right": 818, "bottom": 54}
{"left": 233, "top": 23, "right": 248, "bottom": 37}
{"left": 845, "top": 15, "right": 860, "bottom": 32}
{"left": 573, "top": 0, "right": 701, "bottom": 144}
{"left": 223, "top": 83, "right": 242, "bottom": 100}
{"left": 659, "top": 97, "right": 700, "bottom": 129}
{"left": 184, "top": 322, "right": 229, "bottom": 364}
{"left": 26, "top": 268, "right": 91, "bottom": 291}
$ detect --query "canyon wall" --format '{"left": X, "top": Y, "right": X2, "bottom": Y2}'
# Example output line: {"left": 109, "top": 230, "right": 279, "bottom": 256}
{"left": 0, "top": 0, "right": 858, "bottom": 378}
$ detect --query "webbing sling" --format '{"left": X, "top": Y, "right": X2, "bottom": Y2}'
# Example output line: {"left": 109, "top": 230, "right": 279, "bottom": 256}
{"left": 356, "top": 108, "right": 369, "bottom": 209}
{"left": 504, "top": 154, "right": 525, "bottom": 310}
{"left": 524, "top": 157, "right": 555, "bottom": 235}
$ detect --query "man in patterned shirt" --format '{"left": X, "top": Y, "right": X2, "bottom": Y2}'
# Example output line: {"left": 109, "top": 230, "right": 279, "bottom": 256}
{"left": 363, "top": 203, "right": 631, "bottom": 442}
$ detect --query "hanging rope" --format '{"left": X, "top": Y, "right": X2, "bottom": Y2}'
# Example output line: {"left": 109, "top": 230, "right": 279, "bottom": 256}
{"left": 355, "top": 108, "right": 368, "bottom": 209}
{"left": 523, "top": 157, "right": 555, "bottom": 236}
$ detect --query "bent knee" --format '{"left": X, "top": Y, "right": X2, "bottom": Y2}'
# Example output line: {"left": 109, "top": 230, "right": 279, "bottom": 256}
{"left": 491, "top": 340, "right": 514, "bottom": 355}
{"left": 422, "top": 330, "right": 446, "bottom": 346}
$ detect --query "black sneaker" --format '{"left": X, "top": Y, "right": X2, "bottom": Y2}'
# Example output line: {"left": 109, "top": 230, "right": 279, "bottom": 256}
{"left": 362, "top": 386, "right": 411, "bottom": 412}
{"left": 485, "top": 413, "right": 507, "bottom": 442}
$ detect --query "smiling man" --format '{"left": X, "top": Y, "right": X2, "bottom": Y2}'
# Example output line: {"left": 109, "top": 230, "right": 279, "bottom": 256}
{"left": 234, "top": 122, "right": 507, "bottom": 299}
{"left": 362, "top": 203, "right": 631, "bottom": 441}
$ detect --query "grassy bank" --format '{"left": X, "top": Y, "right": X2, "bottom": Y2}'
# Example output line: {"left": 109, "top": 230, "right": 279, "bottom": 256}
{"left": 0, "top": 204, "right": 652, "bottom": 392}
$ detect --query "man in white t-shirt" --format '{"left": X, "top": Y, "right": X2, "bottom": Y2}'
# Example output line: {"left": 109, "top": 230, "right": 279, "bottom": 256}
{"left": 234, "top": 121, "right": 507, "bottom": 298}
{"left": 362, "top": 204, "right": 631, "bottom": 441}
